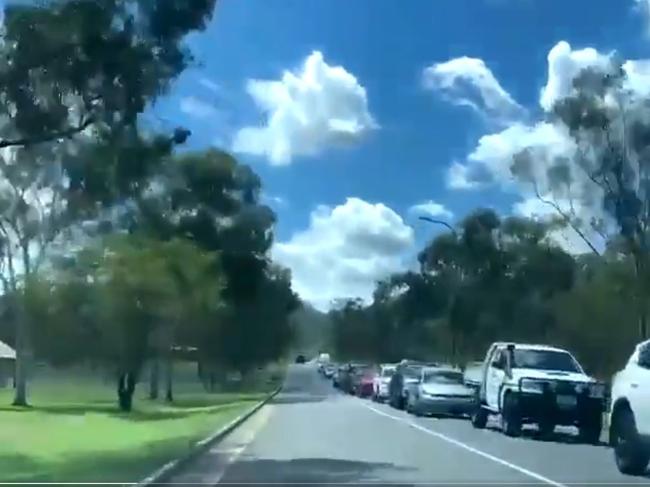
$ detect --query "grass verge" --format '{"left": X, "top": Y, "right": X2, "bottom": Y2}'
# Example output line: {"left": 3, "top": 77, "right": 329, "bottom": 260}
{"left": 0, "top": 372, "right": 276, "bottom": 483}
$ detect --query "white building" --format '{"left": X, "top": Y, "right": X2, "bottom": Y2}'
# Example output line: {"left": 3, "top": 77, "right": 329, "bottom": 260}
{"left": 0, "top": 340, "right": 15, "bottom": 388}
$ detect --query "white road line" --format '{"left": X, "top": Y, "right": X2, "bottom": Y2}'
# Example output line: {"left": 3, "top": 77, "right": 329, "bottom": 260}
{"left": 212, "top": 405, "right": 274, "bottom": 485}
{"left": 360, "top": 402, "right": 568, "bottom": 487}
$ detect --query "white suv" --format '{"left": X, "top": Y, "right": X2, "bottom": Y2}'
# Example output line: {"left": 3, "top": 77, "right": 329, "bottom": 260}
{"left": 471, "top": 342, "right": 606, "bottom": 442}
{"left": 610, "top": 339, "right": 650, "bottom": 475}
{"left": 372, "top": 364, "right": 396, "bottom": 402}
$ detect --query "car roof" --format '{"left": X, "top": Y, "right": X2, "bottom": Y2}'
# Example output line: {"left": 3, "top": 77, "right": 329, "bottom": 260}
{"left": 422, "top": 367, "right": 461, "bottom": 374}
{"left": 380, "top": 364, "right": 397, "bottom": 369}
{"left": 492, "top": 342, "right": 570, "bottom": 353}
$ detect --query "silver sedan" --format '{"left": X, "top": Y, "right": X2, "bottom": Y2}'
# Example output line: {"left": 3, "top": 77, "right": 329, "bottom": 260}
{"left": 406, "top": 368, "right": 475, "bottom": 417}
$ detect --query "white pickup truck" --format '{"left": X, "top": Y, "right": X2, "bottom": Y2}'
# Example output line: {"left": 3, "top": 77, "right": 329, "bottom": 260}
{"left": 609, "top": 339, "right": 650, "bottom": 475}
{"left": 470, "top": 342, "right": 606, "bottom": 442}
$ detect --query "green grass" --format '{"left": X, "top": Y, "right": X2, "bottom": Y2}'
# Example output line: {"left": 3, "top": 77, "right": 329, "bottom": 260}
{"left": 0, "top": 366, "right": 281, "bottom": 483}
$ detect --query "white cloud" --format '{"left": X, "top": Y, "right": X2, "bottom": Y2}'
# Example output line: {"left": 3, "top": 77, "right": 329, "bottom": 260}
{"left": 199, "top": 78, "right": 221, "bottom": 93}
{"left": 423, "top": 56, "right": 524, "bottom": 123}
{"left": 272, "top": 198, "right": 414, "bottom": 311}
{"left": 233, "top": 51, "right": 377, "bottom": 165}
{"left": 541, "top": 41, "right": 650, "bottom": 110}
{"left": 448, "top": 122, "right": 576, "bottom": 190}
{"left": 261, "top": 193, "right": 288, "bottom": 208}
{"left": 540, "top": 41, "right": 613, "bottom": 111}
{"left": 446, "top": 161, "right": 484, "bottom": 190}
{"left": 408, "top": 200, "right": 453, "bottom": 220}
{"left": 441, "top": 39, "right": 650, "bottom": 255}
{"left": 180, "top": 96, "right": 217, "bottom": 118}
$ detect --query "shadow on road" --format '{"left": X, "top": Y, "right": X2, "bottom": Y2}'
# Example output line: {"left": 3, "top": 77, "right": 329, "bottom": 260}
{"left": 219, "top": 457, "right": 414, "bottom": 485}
{"left": 484, "top": 423, "right": 608, "bottom": 447}
{"left": 271, "top": 393, "right": 328, "bottom": 405}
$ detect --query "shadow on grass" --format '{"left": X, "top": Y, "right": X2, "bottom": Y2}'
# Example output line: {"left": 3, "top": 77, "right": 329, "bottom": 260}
{"left": 218, "top": 457, "right": 414, "bottom": 484}
{"left": 0, "top": 397, "right": 257, "bottom": 422}
{"left": 0, "top": 436, "right": 200, "bottom": 483}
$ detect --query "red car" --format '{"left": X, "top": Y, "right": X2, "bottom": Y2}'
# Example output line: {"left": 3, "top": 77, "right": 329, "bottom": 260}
{"left": 352, "top": 366, "right": 377, "bottom": 398}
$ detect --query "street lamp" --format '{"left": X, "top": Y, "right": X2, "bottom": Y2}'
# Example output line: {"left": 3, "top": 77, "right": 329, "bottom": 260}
{"left": 418, "top": 216, "right": 456, "bottom": 235}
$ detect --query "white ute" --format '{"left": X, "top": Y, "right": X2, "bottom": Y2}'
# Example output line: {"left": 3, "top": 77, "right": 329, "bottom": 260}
{"left": 610, "top": 339, "right": 650, "bottom": 475}
{"left": 471, "top": 342, "right": 606, "bottom": 442}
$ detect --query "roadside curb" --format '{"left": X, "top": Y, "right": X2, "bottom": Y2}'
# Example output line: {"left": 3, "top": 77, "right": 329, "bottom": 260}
{"left": 135, "top": 386, "right": 282, "bottom": 487}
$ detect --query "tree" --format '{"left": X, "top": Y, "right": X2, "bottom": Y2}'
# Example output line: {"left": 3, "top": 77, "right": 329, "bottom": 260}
{"left": 127, "top": 149, "right": 292, "bottom": 376}
{"left": 0, "top": 0, "right": 218, "bottom": 406}
{"left": 216, "top": 264, "right": 299, "bottom": 375}
{"left": 28, "top": 234, "right": 223, "bottom": 411}
{"left": 417, "top": 210, "right": 575, "bottom": 361}
{"left": 512, "top": 61, "right": 650, "bottom": 339}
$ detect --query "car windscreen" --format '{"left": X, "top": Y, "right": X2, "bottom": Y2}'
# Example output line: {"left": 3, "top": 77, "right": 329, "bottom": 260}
{"left": 354, "top": 366, "right": 373, "bottom": 375}
{"left": 403, "top": 366, "right": 422, "bottom": 379}
{"left": 381, "top": 368, "right": 395, "bottom": 377}
{"left": 513, "top": 349, "right": 581, "bottom": 372}
{"left": 423, "top": 370, "right": 463, "bottom": 384}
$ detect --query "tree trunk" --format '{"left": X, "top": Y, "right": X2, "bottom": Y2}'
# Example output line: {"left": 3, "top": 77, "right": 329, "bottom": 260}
{"left": 635, "top": 254, "right": 649, "bottom": 340}
{"left": 117, "top": 372, "right": 136, "bottom": 412}
{"left": 12, "top": 305, "right": 28, "bottom": 407}
{"left": 164, "top": 356, "right": 173, "bottom": 403}
{"left": 149, "top": 360, "right": 160, "bottom": 400}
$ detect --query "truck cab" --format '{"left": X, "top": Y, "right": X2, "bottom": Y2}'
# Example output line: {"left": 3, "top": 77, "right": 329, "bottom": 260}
{"left": 471, "top": 342, "right": 606, "bottom": 442}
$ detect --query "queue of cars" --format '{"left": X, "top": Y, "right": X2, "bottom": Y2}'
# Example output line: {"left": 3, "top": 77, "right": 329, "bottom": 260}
{"left": 324, "top": 359, "right": 476, "bottom": 418}
{"left": 313, "top": 338, "right": 650, "bottom": 477}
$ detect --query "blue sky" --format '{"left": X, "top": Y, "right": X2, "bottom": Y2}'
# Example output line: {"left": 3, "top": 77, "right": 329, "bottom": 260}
{"left": 152, "top": 0, "right": 650, "bottom": 309}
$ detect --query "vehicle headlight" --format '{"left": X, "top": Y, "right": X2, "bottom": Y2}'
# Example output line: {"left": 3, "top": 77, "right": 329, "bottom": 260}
{"left": 589, "top": 383, "right": 606, "bottom": 398}
{"left": 520, "top": 379, "right": 546, "bottom": 394}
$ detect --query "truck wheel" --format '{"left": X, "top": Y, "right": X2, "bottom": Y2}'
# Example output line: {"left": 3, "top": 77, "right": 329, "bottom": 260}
{"left": 471, "top": 406, "right": 488, "bottom": 429}
{"left": 612, "top": 407, "right": 650, "bottom": 475}
{"left": 502, "top": 393, "right": 522, "bottom": 437}
{"left": 579, "top": 414, "right": 602, "bottom": 444}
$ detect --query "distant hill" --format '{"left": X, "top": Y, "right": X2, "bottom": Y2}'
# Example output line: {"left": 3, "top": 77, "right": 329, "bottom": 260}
{"left": 290, "top": 303, "right": 333, "bottom": 357}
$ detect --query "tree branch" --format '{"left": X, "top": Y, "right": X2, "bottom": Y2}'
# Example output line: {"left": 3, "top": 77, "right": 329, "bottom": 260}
{"left": 0, "top": 117, "right": 95, "bottom": 150}
{"left": 532, "top": 182, "right": 601, "bottom": 256}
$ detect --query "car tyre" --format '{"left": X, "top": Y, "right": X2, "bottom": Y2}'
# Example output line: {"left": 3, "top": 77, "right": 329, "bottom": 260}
{"left": 578, "top": 414, "right": 602, "bottom": 445}
{"left": 397, "top": 395, "right": 405, "bottom": 410}
{"left": 471, "top": 405, "right": 488, "bottom": 429}
{"left": 502, "top": 393, "right": 522, "bottom": 437}
{"left": 612, "top": 407, "right": 650, "bottom": 475}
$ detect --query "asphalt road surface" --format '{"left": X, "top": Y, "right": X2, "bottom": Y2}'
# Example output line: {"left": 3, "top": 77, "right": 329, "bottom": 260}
{"left": 167, "top": 364, "right": 650, "bottom": 486}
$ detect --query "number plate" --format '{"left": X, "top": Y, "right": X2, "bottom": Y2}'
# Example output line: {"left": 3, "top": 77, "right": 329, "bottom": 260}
{"left": 556, "top": 394, "right": 577, "bottom": 408}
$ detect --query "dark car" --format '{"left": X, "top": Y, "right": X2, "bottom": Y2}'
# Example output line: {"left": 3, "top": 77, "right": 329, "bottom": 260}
{"left": 295, "top": 354, "right": 306, "bottom": 364}
{"left": 338, "top": 363, "right": 368, "bottom": 394}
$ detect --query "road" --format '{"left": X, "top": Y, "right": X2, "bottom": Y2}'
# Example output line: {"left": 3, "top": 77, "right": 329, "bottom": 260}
{"left": 167, "top": 364, "right": 650, "bottom": 486}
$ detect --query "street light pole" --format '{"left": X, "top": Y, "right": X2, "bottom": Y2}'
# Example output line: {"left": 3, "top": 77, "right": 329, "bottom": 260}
{"left": 418, "top": 216, "right": 457, "bottom": 235}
